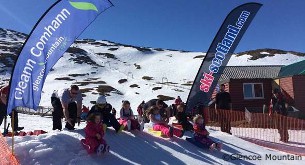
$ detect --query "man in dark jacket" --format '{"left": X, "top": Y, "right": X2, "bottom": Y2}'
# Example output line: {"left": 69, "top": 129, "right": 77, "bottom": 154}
{"left": 88, "top": 95, "right": 124, "bottom": 133}
{"left": 0, "top": 84, "right": 24, "bottom": 132}
{"left": 215, "top": 84, "right": 232, "bottom": 134}
{"left": 51, "top": 91, "right": 63, "bottom": 130}
{"left": 270, "top": 88, "right": 289, "bottom": 142}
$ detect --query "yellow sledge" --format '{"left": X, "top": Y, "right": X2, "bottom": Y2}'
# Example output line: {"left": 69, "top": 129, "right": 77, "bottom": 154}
{"left": 147, "top": 128, "right": 168, "bottom": 138}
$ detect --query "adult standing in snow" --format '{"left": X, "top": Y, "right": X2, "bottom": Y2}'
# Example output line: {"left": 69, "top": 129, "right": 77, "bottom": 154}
{"left": 0, "top": 84, "right": 7, "bottom": 126}
{"left": 0, "top": 84, "right": 24, "bottom": 132}
{"left": 269, "top": 88, "right": 289, "bottom": 142}
{"left": 51, "top": 90, "right": 64, "bottom": 130}
{"left": 215, "top": 84, "right": 232, "bottom": 134}
{"left": 60, "top": 85, "right": 82, "bottom": 130}
{"left": 88, "top": 95, "right": 124, "bottom": 133}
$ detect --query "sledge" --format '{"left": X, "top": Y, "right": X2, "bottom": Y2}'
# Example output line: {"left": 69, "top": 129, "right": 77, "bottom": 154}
{"left": 4, "top": 130, "right": 47, "bottom": 137}
{"left": 171, "top": 123, "right": 183, "bottom": 130}
{"left": 146, "top": 128, "right": 168, "bottom": 138}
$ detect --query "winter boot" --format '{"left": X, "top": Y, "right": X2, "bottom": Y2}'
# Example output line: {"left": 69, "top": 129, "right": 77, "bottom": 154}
{"left": 102, "top": 124, "right": 107, "bottom": 133}
{"left": 127, "top": 120, "right": 131, "bottom": 131}
{"left": 104, "top": 144, "right": 110, "bottom": 153}
{"left": 209, "top": 143, "right": 216, "bottom": 150}
{"left": 168, "top": 127, "right": 174, "bottom": 137}
{"left": 139, "top": 121, "right": 144, "bottom": 131}
{"left": 117, "top": 124, "right": 125, "bottom": 133}
{"left": 96, "top": 144, "right": 105, "bottom": 155}
{"left": 216, "top": 143, "right": 222, "bottom": 151}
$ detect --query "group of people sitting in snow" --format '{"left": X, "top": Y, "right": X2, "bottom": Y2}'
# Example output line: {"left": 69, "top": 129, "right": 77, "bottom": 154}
{"left": 49, "top": 85, "right": 222, "bottom": 155}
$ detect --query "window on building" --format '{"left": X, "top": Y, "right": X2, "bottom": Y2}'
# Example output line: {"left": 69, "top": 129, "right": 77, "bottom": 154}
{"left": 243, "top": 83, "right": 264, "bottom": 99}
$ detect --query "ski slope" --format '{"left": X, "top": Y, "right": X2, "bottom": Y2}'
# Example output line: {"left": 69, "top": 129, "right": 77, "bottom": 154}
{"left": 4, "top": 114, "right": 304, "bottom": 165}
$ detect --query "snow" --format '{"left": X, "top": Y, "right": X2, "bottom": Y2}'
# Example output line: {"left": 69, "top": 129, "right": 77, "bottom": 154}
{"left": 1, "top": 30, "right": 305, "bottom": 164}
{"left": 3, "top": 114, "right": 304, "bottom": 165}
{"left": 227, "top": 53, "right": 305, "bottom": 66}
{"left": 34, "top": 40, "right": 305, "bottom": 115}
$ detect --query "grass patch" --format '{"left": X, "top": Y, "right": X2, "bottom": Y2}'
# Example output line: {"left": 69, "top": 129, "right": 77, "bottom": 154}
{"left": 154, "top": 48, "right": 164, "bottom": 51}
{"left": 97, "top": 85, "right": 123, "bottom": 95}
{"left": 74, "top": 80, "right": 106, "bottom": 86}
{"left": 142, "top": 76, "right": 154, "bottom": 81}
{"left": 172, "top": 89, "right": 184, "bottom": 92}
{"left": 134, "top": 63, "right": 141, "bottom": 69}
{"left": 118, "top": 79, "right": 128, "bottom": 84}
{"left": 157, "top": 95, "right": 175, "bottom": 101}
{"left": 55, "top": 77, "right": 75, "bottom": 81}
{"left": 152, "top": 87, "right": 162, "bottom": 91}
{"left": 181, "top": 83, "right": 193, "bottom": 86}
{"left": 237, "top": 48, "right": 305, "bottom": 60}
{"left": 130, "top": 84, "right": 139, "bottom": 88}
{"left": 157, "top": 82, "right": 178, "bottom": 85}
{"left": 68, "top": 73, "right": 89, "bottom": 77}
{"left": 79, "top": 88, "right": 92, "bottom": 93}
{"left": 108, "top": 47, "right": 118, "bottom": 51}
{"left": 193, "top": 55, "right": 205, "bottom": 59}
{"left": 96, "top": 53, "right": 117, "bottom": 59}
{"left": 83, "top": 77, "right": 99, "bottom": 81}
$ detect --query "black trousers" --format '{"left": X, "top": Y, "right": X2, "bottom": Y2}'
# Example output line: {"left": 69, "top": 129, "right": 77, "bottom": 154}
{"left": 65, "top": 102, "right": 77, "bottom": 130}
{"left": 0, "top": 102, "right": 7, "bottom": 126}
{"left": 219, "top": 110, "right": 231, "bottom": 133}
{"left": 103, "top": 112, "right": 120, "bottom": 131}
{"left": 53, "top": 111, "right": 62, "bottom": 130}
{"left": 274, "top": 113, "right": 289, "bottom": 142}
{"left": 180, "top": 121, "right": 193, "bottom": 131}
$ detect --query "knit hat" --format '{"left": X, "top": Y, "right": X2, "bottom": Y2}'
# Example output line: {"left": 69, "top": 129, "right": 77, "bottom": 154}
{"left": 96, "top": 95, "right": 106, "bottom": 104}
{"left": 51, "top": 90, "right": 58, "bottom": 98}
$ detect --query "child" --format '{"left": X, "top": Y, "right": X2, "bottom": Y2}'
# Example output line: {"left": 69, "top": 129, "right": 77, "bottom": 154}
{"left": 51, "top": 91, "right": 63, "bottom": 131}
{"left": 193, "top": 115, "right": 222, "bottom": 151}
{"left": 175, "top": 103, "right": 193, "bottom": 131}
{"left": 81, "top": 113, "right": 110, "bottom": 155}
{"left": 119, "top": 100, "right": 141, "bottom": 131}
{"left": 80, "top": 105, "right": 89, "bottom": 120}
{"left": 147, "top": 105, "right": 184, "bottom": 138}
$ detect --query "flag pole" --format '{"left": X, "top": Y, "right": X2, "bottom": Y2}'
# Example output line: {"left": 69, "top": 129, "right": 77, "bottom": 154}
{"left": 11, "top": 110, "right": 15, "bottom": 155}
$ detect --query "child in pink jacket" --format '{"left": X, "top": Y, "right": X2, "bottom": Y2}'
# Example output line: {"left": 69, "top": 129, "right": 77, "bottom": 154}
{"left": 81, "top": 113, "right": 110, "bottom": 155}
{"left": 119, "top": 100, "right": 141, "bottom": 131}
{"left": 147, "top": 105, "right": 184, "bottom": 138}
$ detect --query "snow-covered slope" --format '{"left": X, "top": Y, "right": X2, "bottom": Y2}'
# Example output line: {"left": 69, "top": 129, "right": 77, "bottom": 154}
{"left": 1, "top": 28, "right": 305, "bottom": 113}
{"left": 5, "top": 114, "right": 304, "bottom": 165}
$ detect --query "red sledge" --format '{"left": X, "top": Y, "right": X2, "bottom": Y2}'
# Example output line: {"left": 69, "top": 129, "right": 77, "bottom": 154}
{"left": 5, "top": 130, "right": 47, "bottom": 137}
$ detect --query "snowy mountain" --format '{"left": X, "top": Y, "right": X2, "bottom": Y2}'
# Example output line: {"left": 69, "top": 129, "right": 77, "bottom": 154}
{"left": 1, "top": 28, "right": 305, "bottom": 112}
{"left": 1, "top": 28, "right": 305, "bottom": 165}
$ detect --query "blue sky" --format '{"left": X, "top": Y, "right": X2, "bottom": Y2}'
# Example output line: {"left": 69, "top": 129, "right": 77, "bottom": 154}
{"left": 0, "top": 0, "right": 305, "bottom": 52}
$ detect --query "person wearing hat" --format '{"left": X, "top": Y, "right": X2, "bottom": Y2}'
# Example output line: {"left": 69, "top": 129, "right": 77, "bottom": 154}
{"left": 88, "top": 95, "right": 124, "bottom": 133}
{"left": 51, "top": 90, "right": 64, "bottom": 130}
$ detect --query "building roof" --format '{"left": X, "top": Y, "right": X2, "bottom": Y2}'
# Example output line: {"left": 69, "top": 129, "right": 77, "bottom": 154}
{"left": 278, "top": 60, "right": 305, "bottom": 78}
{"left": 218, "top": 65, "right": 282, "bottom": 83}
